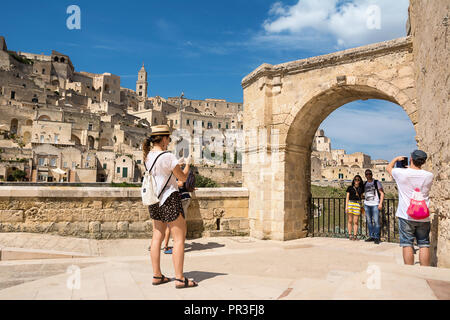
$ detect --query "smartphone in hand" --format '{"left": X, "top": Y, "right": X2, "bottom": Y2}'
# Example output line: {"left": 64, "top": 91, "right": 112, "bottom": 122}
{"left": 395, "top": 157, "right": 408, "bottom": 168}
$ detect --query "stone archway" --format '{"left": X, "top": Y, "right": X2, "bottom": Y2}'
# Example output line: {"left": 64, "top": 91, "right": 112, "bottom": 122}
{"left": 282, "top": 83, "right": 416, "bottom": 240}
{"left": 242, "top": 37, "right": 418, "bottom": 241}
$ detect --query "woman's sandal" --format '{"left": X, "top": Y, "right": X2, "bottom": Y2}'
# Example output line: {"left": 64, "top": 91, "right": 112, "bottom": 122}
{"left": 175, "top": 278, "right": 198, "bottom": 289}
{"left": 152, "top": 275, "right": 170, "bottom": 286}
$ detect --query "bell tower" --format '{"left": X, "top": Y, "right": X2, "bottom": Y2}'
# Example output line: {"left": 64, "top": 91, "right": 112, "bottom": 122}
{"left": 136, "top": 63, "right": 148, "bottom": 98}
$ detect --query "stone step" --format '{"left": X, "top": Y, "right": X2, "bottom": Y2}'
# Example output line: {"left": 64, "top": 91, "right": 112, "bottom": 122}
{"left": 0, "top": 247, "right": 93, "bottom": 261}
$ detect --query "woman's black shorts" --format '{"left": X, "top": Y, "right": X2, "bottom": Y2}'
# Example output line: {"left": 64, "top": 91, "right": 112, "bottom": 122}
{"left": 148, "top": 191, "right": 185, "bottom": 223}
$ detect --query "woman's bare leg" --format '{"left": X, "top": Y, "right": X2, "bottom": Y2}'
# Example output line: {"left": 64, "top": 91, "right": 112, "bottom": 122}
{"left": 347, "top": 213, "right": 353, "bottom": 237}
{"left": 163, "top": 226, "right": 170, "bottom": 249}
{"left": 168, "top": 213, "right": 196, "bottom": 286}
{"left": 353, "top": 215, "right": 359, "bottom": 239}
{"left": 150, "top": 219, "right": 167, "bottom": 282}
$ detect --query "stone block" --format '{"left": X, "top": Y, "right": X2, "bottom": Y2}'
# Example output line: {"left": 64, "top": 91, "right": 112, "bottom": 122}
{"left": 225, "top": 207, "right": 248, "bottom": 218}
{"left": 239, "top": 219, "right": 250, "bottom": 230}
{"left": 128, "top": 222, "right": 146, "bottom": 233}
{"left": 89, "top": 221, "right": 101, "bottom": 233}
{"left": 144, "top": 220, "right": 153, "bottom": 232}
{"left": 101, "top": 222, "right": 117, "bottom": 232}
{"left": 225, "top": 218, "right": 241, "bottom": 231}
{"left": 117, "top": 221, "right": 129, "bottom": 232}
{"left": 138, "top": 209, "right": 150, "bottom": 221}
{"left": 0, "top": 210, "right": 24, "bottom": 222}
{"left": 222, "top": 199, "right": 249, "bottom": 209}
{"left": 90, "top": 200, "right": 103, "bottom": 209}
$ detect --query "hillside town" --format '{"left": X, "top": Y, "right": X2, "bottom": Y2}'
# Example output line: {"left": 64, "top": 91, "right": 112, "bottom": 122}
{"left": 0, "top": 36, "right": 243, "bottom": 184}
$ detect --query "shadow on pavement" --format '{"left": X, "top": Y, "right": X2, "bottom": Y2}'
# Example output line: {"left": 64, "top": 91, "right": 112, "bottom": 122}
{"left": 184, "top": 271, "right": 227, "bottom": 283}
{"left": 185, "top": 242, "right": 225, "bottom": 252}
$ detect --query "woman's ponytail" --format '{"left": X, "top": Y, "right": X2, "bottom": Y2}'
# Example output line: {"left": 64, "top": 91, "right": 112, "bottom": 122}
{"left": 143, "top": 137, "right": 151, "bottom": 162}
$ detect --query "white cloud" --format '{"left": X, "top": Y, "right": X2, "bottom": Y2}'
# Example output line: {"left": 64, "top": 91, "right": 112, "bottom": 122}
{"left": 262, "top": 0, "right": 409, "bottom": 48}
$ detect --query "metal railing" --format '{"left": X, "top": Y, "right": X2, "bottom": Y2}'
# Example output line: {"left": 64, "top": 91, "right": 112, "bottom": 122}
{"left": 308, "top": 198, "right": 399, "bottom": 243}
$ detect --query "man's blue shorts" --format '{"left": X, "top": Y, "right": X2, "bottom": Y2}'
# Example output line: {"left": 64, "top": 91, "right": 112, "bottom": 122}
{"left": 398, "top": 217, "right": 431, "bottom": 248}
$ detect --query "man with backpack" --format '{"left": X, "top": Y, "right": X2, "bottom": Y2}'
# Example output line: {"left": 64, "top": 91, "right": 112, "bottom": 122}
{"left": 387, "top": 150, "right": 434, "bottom": 266}
{"left": 363, "top": 169, "right": 385, "bottom": 244}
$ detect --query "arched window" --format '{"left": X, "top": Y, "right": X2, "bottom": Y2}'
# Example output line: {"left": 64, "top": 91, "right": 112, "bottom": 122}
{"left": 38, "top": 115, "right": 51, "bottom": 121}
{"left": 23, "top": 131, "right": 31, "bottom": 144}
{"left": 71, "top": 135, "right": 81, "bottom": 145}
{"left": 88, "top": 136, "right": 95, "bottom": 150}
{"left": 54, "top": 57, "right": 59, "bottom": 62}
{"left": 10, "top": 119, "right": 18, "bottom": 135}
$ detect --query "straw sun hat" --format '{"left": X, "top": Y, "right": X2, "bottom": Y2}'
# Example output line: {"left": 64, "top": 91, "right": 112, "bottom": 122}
{"left": 150, "top": 124, "right": 171, "bottom": 137}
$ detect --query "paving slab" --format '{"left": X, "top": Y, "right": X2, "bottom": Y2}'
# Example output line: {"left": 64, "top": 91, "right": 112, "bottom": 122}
{"left": 0, "top": 233, "right": 449, "bottom": 300}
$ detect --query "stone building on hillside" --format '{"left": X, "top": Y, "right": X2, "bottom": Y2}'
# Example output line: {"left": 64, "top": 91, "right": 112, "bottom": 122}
{"left": 311, "top": 129, "right": 393, "bottom": 182}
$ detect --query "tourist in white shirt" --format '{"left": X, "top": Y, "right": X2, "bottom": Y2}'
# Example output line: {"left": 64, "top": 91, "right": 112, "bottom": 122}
{"left": 387, "top": 150, "right": 433, "bottom": 266}
{"left": 143, "top": 125, "right": 198, "bottom": 289}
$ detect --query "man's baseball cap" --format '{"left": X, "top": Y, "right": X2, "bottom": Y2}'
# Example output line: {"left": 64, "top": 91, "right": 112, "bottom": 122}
{"left": 411, "top": 150, "right": 427, "bottom": 161}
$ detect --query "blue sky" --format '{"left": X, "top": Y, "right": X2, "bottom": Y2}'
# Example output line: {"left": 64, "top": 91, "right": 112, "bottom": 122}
{"left": 0, "top": 0, "right": 416, "bottom": 160}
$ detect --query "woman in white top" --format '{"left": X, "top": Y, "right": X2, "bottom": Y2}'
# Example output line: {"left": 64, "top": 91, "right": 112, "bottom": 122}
{"left": 143, "top": 125, "right": 198, "bottom": 289}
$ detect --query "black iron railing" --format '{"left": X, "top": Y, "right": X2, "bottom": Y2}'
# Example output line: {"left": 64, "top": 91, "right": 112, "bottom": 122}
{"left": 308, "top": 198, "right": 399, "bottom": 243}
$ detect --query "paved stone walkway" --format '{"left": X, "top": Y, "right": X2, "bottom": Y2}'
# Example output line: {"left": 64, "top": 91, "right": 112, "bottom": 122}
{"left": 0, "top": 233, "right": 449, "bottom": 300}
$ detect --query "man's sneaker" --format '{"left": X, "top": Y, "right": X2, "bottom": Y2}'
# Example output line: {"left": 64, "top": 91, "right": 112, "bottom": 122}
{"left": 365, "top": 237, "right": 374, "bottom": 242}
{"left": 374, "top": 239, "right": 380, "bottom": 244}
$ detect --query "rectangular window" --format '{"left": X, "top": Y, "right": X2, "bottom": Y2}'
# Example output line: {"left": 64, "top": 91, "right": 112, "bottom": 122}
{"left": 40, "top": 135, "right": 44, "bottom": 143}
{"left": 103, "top": 164, "right": 107, "bottom": 169}
{"left": 72, "top": 162, "right": 76, "bottom": 169}
{"left": 207, "top": 122, "right": 213, "bottom": 129}
{"left": 50, "top": 158, "right": 56, "bottom": 167}
{"left": 54, "top": 134, "right": 59, "bottom": 144}
{"left": 63, "top": 162, "right": 68, "bottom": 168}
{"left": 11, "top": 91, "right": 15, "bottom": 99}
{"left": 38, "top": 158, "right": 44, "bottom": 166}
{"left": 117, "top": 167, "right": 120, "bottom": 173}
{"left": 122, "top": 167, "right": 128, "bottom": 178}
{"left": 88, "top": 123, "right": 93, "bottom": 131}
{"left": 186, "top": 119, "right": 190, "bottom": 125}
{"left": 137, "top": 160, "right": 141, "bottom": 164}
{"left": 226, "top": 123, "right": 229, "bottom": 129}
{"left": 218, "top": 123, "right": 221, "bottom": 129}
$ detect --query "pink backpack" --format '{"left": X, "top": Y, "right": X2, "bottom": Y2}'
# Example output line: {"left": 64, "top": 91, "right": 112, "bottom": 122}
{"left": 406, "top": 187, "right": 430, "bottom": 220}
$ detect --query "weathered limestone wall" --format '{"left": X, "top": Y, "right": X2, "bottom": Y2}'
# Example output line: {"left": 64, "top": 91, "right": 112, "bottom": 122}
{"left": 0, "top": 187, "right": 249, "bottom": 239}
{"left": 410, "top": 0, "right": 450, "bottom": 268}
{"left": 197, "top": 167, "right": 242, "bottom": 186}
